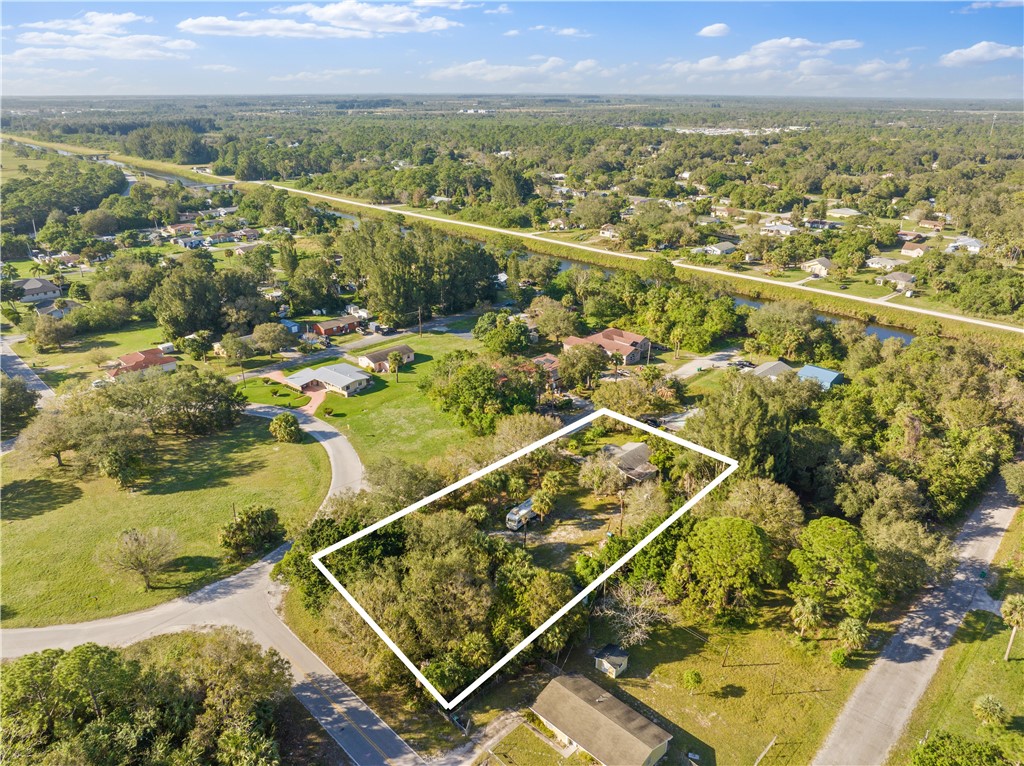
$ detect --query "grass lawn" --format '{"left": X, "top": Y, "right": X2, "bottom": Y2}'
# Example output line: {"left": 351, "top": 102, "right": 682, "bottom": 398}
{"left": 312, "top": 332, "right": 478, "bottom": 465}
{"left": 478, "top": 724, "right": 594, "bottom": 766}
{"left": 684, "top": 367, "right": 731, "bottom": 402}
{"left": 810, "top": 279, "right": 894, "bottom": 299}
{"left": 1, "top": 417, "right": 330, "bottom": 627}
{"left": 238, "top": 377, "right": 311, "bottom": 408}
{"left": 0, "top": 145, "right": 54, "bottom": 184}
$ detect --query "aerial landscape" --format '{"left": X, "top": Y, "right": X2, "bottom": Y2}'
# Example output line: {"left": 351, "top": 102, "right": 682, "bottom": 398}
{"left": 1, "top": 2, "right": 1022, "bottom": 765}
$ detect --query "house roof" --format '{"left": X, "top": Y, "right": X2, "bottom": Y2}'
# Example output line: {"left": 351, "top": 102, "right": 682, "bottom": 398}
{"left": 797, "top": 365, "right": 844, "bottom": 389}
{"left": 286, "top": 362, "right": 370, "bottom": 390}
{"left": 802, "top": 257, "right": 833, "bottom": 268}
{"left": 827, "top": 207, "right": 861, "bottom": 216}
{"left": 709, "top": 241, "right": 736, "bottom": 253}
{"left": 531, "top": 675, "right": 670, "bottom": 766}
{"left": 315, "top": 315, "right": 359, "bottom": 330}
{"left": 35, "top": 299, "right": 82, "bottom": 316}
{"left": 533, "top": 353, "right": 560, "bottom": 372}
{"left": 565, "top": 328, "right": 648, "bottom": 358}
{"left": 751, "top": 360, "right": 794, "bottom": 379}
{"left": 595, "top": 644, "right": 629, "bottom": 670}
{"left": 607, "top": 442, "right": 657, "bottom": 481}
{"left": 13, "top": 277, "right": 60, "bottom": 296}
{"left": 867, "top": 256, "right": 903, "bottom": 268}
{"left": 111, "top": 348, "right": 176, "bottom": 376}
{"left": 359, "top": 344, "right": 415, "bottom": 366}
{"left": 902, "top": 242, "right": 928, "bottom": 251}
{"left": 885, "top": 271, "right": 917, "bottom": 283}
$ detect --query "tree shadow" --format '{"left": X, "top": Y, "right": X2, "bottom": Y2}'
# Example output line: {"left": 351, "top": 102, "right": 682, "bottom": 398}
{"left": 165, "top": 554, "right": 220, "bottom": 574}
{"left": 2, "top": 476, "right": 83, "bottom": 521}
{"left": 141, "top": 423, "right": 268, "bottom": 496}
{"left": 711, "top": 684, "right": 746, "bottom": 699}
{"left": 0, "top": 603, "right": 18, "bottom": 621}
{"left": 950, "top": 611, "right": 997, "bottom": 646}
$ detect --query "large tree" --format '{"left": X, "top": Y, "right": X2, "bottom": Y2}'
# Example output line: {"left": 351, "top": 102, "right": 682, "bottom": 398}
{"left": 789, "top": 517, "right": 879, "bottom": 621}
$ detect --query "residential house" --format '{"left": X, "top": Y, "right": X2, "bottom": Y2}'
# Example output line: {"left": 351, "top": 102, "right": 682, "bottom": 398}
{"left": 232, "top": 242, "right": 262, "bottom": 255}
{"left": 563, "top": 328, "right": 651, "bottom": 366}
{"left": 549, "top": 218, "right": 568, "bottom": 230}
{"left": 945, "top": 236, "right": 985, "bottom": 255}
{"left": 706, "top": 241, "right": 736, "bottom": 256}
{"left": 357, "top": 344, "right": 415, "bottom": 373}
{"left": 896, "top": 230, "right": 921, "bottom": 242}
{"left": 805, "top": 219, "right": 840, "bottom": 230}
{"left": 797, "top": 364, "right": 845, "bottom": 390}
{"left": 750, "top": 360, "right": 794, "bottom": 381}
{"left": 174, "top": 237, "right": 205, "bottom": 249}
{"left": 901, "top": 242, "right": 929, "bottom": 258}
{"left": 165, "top": 223, "right": 199, "bottom": 237}
{"left": 595, "top": 644, "right": 629, "bottom": 679}
{"left": 800, "top": 257, "right": 833, "bottom": 278}
{"left": 13, "top": 278, "right": 62, "bottom": 304}
{"left": 532, "top": 353, "right": 561, "bottom": 390}
{"left": 604, "top": 442, "right": 658, "bottom": 482}
{"left": 35, "top": 299, "right": 82, "bottom": 319}
{"left": 109, "top": 348, "right": 178, "bottom": 378}
{"left": 284, "top": 362, "right": 370, "bottom": 397}
{"left": 232, "top": 228, "right": 261, "bottom": 242}
{"left": 827, "top": 207, "right": 861, "bottom": 218}
{"left": 599, "top": 223, "right": 619, "bottom": 239}
{"left": 204, "top": 233, "right": 235, "bottom": 246}
{"left": 760, "top": 222, "right": 798, "bottom": 237}
{"left": 531, "top": 675, "right": 671, "bottom": 766}
{"left": 345, "top": 304, "right": 373, "bottom": 320}
{"left": 875, "top": 271, "right": 917, "bottom": 292}
{"left": 919, "top": 219, "right": 944, "bottom": 232}
{"left": 866, "top": 256, "right": 904, "bottom": 271}
{"left": 429, "top": 195, "right": 451, "bottom": 205}
{"left": 493, "top": 272, "right": 509, "bottom": 288}
{"left": 313, "top": 316, "right": 360, "bottom": 336}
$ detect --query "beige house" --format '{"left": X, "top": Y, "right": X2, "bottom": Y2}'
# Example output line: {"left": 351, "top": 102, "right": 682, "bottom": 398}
{"left": 800, "top": 257, "right": 833, "bottom": 277}
{"left": 357, "top": 344, "right": 415, "bottom": 373}
{"left": 284, "top": 362, "right": 370, "bottom": 396}
{"left": 594, "top": 645, "right": 629, "bottom": 678}
{"left": 531, "top": 676, "right": 671, "bottom": 766}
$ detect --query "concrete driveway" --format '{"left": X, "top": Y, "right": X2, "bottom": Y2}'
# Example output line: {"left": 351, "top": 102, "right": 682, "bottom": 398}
{"left": 667, "top": 347, "right": 741, "bottom": 380}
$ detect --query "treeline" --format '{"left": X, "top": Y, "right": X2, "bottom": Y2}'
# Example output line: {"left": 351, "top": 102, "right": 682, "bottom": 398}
{"left": 906, "top": 251, "right": 1024, "bottom": 320}
{"left": 2, "top": 629, "right": 293, "bottom": 765}
{"left": 1, "top": 157, "right": 125, "bottom": 233}
{"left": 124, "top": 123, "right": 215, "bottom": 164}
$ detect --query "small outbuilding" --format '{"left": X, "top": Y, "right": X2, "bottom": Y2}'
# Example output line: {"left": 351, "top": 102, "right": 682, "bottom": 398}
{"left": 595, "top": 644, "right": 629, "bottom": 678}
{"left": 797, "top": 365, "right": 844, "bottom": 390}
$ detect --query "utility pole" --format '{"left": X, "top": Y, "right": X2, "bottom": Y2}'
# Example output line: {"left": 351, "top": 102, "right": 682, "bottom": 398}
{"left": 418, "top": 305, "right": 423, "bottom": 336}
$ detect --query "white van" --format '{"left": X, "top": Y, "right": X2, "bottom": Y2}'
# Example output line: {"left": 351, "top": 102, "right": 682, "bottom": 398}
{"left": 505, "top": 498, "right": 538, "bottom": 530}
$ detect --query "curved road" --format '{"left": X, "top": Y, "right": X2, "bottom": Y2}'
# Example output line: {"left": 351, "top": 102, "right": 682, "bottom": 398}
{"left": 266, "top": 184, "right": 1024, "bottom": 338}
{"left": 2, "top": 407, "right": 422, "bottom": 766}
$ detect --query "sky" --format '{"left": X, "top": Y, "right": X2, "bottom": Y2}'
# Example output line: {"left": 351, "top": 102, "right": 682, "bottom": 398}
{"left": 2, "top": 1, "right": 1022, "bottom": 98}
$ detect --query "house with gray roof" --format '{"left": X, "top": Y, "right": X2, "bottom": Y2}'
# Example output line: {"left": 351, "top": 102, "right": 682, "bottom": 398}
{"left": 875, "top": 271, "right": 917, "bottom": 292}
{"left": 749, "top": 360, "right": 794, "bottom": 381}
{"left": 13, "top": 277, "right": 62, "bottom": 304}
{"left": 603, "top": 442, "right": 658, "bottom": 482}
{"left": 284, "top": 362, "right": 370, "bottom": 397}
{"left": 358, "top": 344, "right": 415, "bottom": 373}
{"left": 531, "top": 675, "right": 671, "bottom": 766}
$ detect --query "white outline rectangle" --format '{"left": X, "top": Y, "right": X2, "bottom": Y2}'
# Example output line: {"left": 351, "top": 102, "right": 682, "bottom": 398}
{"left": 311, "top": 407, "right": 737, "bottom": 709}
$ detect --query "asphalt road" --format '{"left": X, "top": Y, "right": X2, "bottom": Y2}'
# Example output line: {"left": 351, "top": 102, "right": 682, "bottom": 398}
{"left": 1, "top": 408, "right": 420, "bottom": 766}
{"left": 0, "top": 334, "right": 54, "bottom": 402}
{"left": 812, "top": 467, "right": 1021, "bottom": 766}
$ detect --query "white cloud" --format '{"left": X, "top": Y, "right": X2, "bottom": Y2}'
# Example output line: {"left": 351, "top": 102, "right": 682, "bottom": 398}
{"left": 429, "top": 56, "right": 619, "bottom": 86}
{"left": 528, "top": 24, "right": 591, "bottom": 38}
{"left": 664, "top": 36, "right": 862, "bottom": 76}
{"left": 9, "top": 13, "right": 195, "bottom": 63}
{"left": 503, "top": 29, "right": 520, "bottom": 36}
{"left": 957, "top": 0, "right": 1023, "bottom": 12}
{"left": 697, "top": 23, "right": 730, "bottom": 38}
{"left": 269, "top": 67, "right": 381, "bottom": 81}
{"left": 180, "top": 1, "right": 461, "bottom": 39}
{"left": 200, "top": 64, "right": 240, "bottom": 73}
{"left": 484, "top": 4, "right": 512, "bottom": 14}
{"left": 939, "top": 40, "right": 1023, "bottom": 65}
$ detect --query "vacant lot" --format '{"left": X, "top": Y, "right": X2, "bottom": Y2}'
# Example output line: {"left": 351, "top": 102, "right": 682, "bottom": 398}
{"left": 1, "top": 417, "right": 329, "bottom": 627}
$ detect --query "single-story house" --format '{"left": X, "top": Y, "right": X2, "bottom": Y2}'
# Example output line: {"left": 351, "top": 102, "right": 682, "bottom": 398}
{"left": 280, "top": 319, "right": 301, "bottom": 334}
{"left": 232, "top": 242, "right": 262, "bottom": 255}
{"left": 918, "top": 219, "right": 944, "bottom": 232}
{"left": 531, "top": 675, "right": 671, "bottom": 766}
{"left": 797, "top": 364, "right": 844, "bottom": 390}
{"left": 284, "top": 362, "right": 370, "bottom": 397}
{"left": 35, "top": 299, "right": 82, "bottom": 319}
{"left": 827, "top": 207, "right": 861, "bottom": 218}
{"left": 896, "top": 230, "right": 921, "bottom": 242}
{"left": 204, "top": 233, "right": 235, "bottom": 246}
{"left": 599, "top": 223, "right": 619, "bottom": 239}
{"left": 166, "top": 223, "right": 199, "bottom": 236}
{"left": 760, "top": 222, "right": 798, "bottom": 237}
{"left": 805, "top": 219, "right": 840, "bottom": 230}
{"left": 232, "top": 228, "right": 261, "bottom": 242}
{"left": 13, "top": 277, "right": 62, "bottom": 304}
{"left": 901, "top": 242, "right": 929, "bottom": 258}
{"left": 109, "top": 348, "right": 178, "bottom": 378}
{"left": 533, "top": 353, "right": 561, "bottom": 389}
{"left": 345, "top": 304, "right": 373, "bottom": 320}
{"left": 595, "top": 644, "right": 629, "bottom": 679}
{"left": 564, "top": 328, "right": 651, "bottom": 366}
{"left": 945, "top": 236, "right": 985, "bottom": 255}
{"left": 800, "top": 257, "right": 833, "bottom": 278}
{"left": 604, "top": 442, "right": 658, "bottom": 482}
{"left": 875, "top": 271, "right": 917, "bottom": 292}
{"left": 357, "top": 344, "right": 415, "bottom": 373}
{"left": 174, "top": 237, "right": 205, "bottom": 249}
{"left": 866, "top": 256, "right": 903, "bottom": 272}
{"left": 313, "top": 316, "right": 359, "bottom": 336}
{"left": 706, "top": 241, "right": 736, "bottom": 256}
{"left": 750, "top": 360, "right": 794, "bottom": 381}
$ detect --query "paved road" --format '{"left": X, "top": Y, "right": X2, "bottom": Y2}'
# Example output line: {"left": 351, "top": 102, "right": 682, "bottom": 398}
{"left": 1, "top": 334, "right": 54, "bottom": 402}
{"left": 262, "top": 184, "right": 1024, "bottom": 338}
{"left": 1, "top": 408, "right": 419, "bottom": 766}
{"left": 812, "top": 467, "right": 1021, "bottom": 766}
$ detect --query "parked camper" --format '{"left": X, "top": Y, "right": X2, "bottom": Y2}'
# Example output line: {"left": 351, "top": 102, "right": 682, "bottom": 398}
{"left": 506, "top": 498, "right": 538, "bottom": 530}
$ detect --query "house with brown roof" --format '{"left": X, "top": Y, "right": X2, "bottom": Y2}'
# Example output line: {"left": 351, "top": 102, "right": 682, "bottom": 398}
{"left": 531, "top": 675, "right": 671, "bottom": 766}
{"left": 109, "top": 348, "right": 177, "bottom": 378}
{"left": 919, "top": 219, "right": 944, "bottom": 232}
{"left": 599, "top": 223, "right": 619, "bottom": 239}
{"left": 313, "top": 316, "right": 359, "bottom": 336}
{"left": 563, "top": 328, "right": 651, "bottom": 366}
{"left": 232, "top": 228, "right": 261, "bottom": 242}
{"left": 532, "top": 352, "right": 561, "bottom": 390}
{"left": 357, "top": 344, "right": 415, "bottom": 373}
{"left": 901, "top": 242, "right": 929, "bottom": 257}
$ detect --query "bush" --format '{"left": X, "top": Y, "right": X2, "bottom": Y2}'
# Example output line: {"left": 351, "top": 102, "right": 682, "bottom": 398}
{"left": 830, "top": 647, "right": 849, "bottom": 668}
{"left": 269, "top": 412, "right": 301, "bottom": 443}
{"left": 220, "top": 505, "right": 286, "bottom": 560}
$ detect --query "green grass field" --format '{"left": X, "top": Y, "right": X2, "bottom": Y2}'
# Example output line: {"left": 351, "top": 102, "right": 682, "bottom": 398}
{"left": 311, "top": 332, "right": 478, "bottom": 464}
{"left": 238, "top": 378, "right": 311, "bottom": 408}
{"left": 0, "top": 144, "right": 54, "bottom": 185}
{"left": 477, "top": 724, "right": 594, "bottom": 766}
{"left": 1, "top": 416, "right": 330, "bottom": 627}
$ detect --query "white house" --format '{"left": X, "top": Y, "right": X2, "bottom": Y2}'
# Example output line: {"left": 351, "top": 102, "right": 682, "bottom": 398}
{"left": 760, "top": 223, "right": 798, "bottom": 237}
{"left": 599, "top": 223, "right": 619, "bottom": 239}
{"left": 706, "top": 241, "right": 737, "bottom": 256}
{"left": 13, "top": 278, "right": 62, "bottom": 304}
{"left": 866, "top": 256, "right": 904, "bottom": 271}
{"left": 945, "top": 236, "right": 985, "bottom": 255}
{"left": 901, "top": 242, "right": 929, "bottom": 258}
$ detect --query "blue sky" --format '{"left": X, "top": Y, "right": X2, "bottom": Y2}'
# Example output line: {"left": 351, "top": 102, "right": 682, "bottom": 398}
{"left": 3, "top": 2, "right": 1022, "bottom": 98}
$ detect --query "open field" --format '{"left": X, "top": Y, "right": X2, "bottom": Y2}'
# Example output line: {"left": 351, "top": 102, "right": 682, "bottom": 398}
{"left": 238, "top": 377, "right": 311, "bottom": 408}
{"left": 0, "top": 144, "right": 55, "bottom": 184}
{"left": 1, "top": 417, "right": 330, "bottom": 627}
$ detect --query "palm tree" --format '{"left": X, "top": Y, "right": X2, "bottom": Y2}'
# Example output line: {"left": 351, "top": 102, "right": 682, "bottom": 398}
{"left": 532, "top": 489, "right": 555, "bottom": 523}
{"left": 790, "top": 596, "right": 823, "bottom": 638}
{"left": 388, "top": 351, "right": 403, "bottom": 382}
{"left": 1001, "top": 593, "right": 1024, "bottom": 662}
{"left": 610, "top": 351, "right": 624, "bottom": 377}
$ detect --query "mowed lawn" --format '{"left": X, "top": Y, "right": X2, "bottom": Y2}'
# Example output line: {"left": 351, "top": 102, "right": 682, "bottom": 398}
{"left": 311, "top": 332, "right": 478, "bottom": 464}
{"left": 1, "top": 416, "right": 330, "bottom": 627}
{"left": 475, "top": 724, "right": 594, "bottom": 766}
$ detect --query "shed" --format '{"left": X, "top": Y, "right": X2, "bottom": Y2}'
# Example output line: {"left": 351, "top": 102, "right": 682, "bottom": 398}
{"left": 280, "top": 319, "right": 301, "bottom": 334}
{"left": 595, "top": 644, "right": 630, "bottom": 678}
{"left": 797, "top": 365, "right": 844, "bottom": 390}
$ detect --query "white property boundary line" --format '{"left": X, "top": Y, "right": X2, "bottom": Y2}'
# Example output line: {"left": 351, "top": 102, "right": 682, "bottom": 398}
{"left": 311, "top": 408, "right": 738, "bottom": 710}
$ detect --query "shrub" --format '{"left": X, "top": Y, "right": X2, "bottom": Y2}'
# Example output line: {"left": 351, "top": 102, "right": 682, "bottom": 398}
{"left": 830, "top": 647, "right": 849, "bottom": 668}
{"left": 682, "top": 669, "right": 703, "bottom": 694}
{"left": 220, "top": 506, "right": 286, "bottom": 561}
{"left": 972, "top": 694, "right": 1011, "bottom": 729}
{"left": 269, "top": 412, "right": 301, "bottom": 443}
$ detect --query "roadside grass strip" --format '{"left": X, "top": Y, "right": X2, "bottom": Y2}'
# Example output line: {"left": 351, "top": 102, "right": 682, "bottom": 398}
{"left": 311, "top": 407, "right": 737, "bottom": 709}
